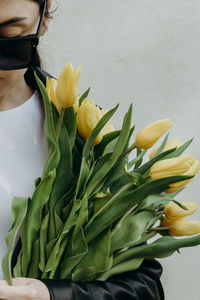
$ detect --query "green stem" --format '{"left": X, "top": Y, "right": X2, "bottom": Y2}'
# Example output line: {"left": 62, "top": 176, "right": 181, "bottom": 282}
{"left": 148, "top": 226, "right": 171, "bottom": 232}
{"left": 116, "top": 142, "right": 136, "bottom": 163}
{"left": 56, "top": 108, "right": 65, "bottom": 141}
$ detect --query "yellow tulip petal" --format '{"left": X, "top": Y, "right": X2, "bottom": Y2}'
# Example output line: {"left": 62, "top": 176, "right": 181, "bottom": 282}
{"left": 165, "top": 158, "right": 200, "bottom": 193}
{"left": 135, "top": 118, "right": 172, "bottom": 149}
{"left": 56, "top": 62, "right": 81, "bottom": 108}
{"left": 46, "top": 77, "right": 61, "bottom": 113}
{"left": 164, "top": 202, "right": 198, "bottom": 219}
{"left": 170, "top": 220, "right": 200, "bottom": 236}
{"left": 73, "top": 98, "right": 79, "bottom": 113}
{"left": 150, "top": 154, "right": 193, "bottom": 180}
{"left": 77, "top": 98, "right": 103, "bottom": 145}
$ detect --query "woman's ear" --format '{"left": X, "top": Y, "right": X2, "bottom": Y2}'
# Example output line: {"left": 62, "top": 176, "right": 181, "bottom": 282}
{"left": 40, "top": 0, "right": 52, "bottom": 36}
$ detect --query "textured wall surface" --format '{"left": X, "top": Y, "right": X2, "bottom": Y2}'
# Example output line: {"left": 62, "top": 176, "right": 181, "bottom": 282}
{"left": 40, "top": 1, "right": 200, "bottom": 299}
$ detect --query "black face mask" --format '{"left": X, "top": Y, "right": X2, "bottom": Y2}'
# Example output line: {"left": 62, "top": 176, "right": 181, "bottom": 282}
{"left": 0, "top": 0, "right": 46, "bottom": 71}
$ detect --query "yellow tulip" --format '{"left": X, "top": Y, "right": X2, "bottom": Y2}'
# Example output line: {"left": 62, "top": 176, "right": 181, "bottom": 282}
{"left": 77, "top": 99, "right": 103, "bottom": 145}
{"left": 46, "top": 77, "right": 61, "bottom": 113}
{"left": 73, "top": 97, "right": 79, "bottom": 113}
{"left": 56, "top": 62, "right": 81, "bottom": 109}
{"left": 165, "top": 157, "right": 200, "bottom": 193}
{"left": 169, "top": 219, "right": 200, "bottom": 236}
{"left": 150, "top": 154, "right": 196, "bottom": 180}
{"left": 135, "top": 118, "right": 172, "bottom": 149}
{"left": 164, "top": 202, "right": 198, "bottom": 220}
{"left": 149, "top": 139, "right": 183, "bottom": 160}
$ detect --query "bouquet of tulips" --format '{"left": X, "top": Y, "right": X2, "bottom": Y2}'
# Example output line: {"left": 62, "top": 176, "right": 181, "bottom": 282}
{"left": 3, "top": 63, "right": 200, "bottom": 285}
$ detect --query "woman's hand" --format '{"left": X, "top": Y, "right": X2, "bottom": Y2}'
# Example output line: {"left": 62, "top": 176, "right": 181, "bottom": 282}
{"left": 0, "top": 277, "right": 50, "bottom": 300}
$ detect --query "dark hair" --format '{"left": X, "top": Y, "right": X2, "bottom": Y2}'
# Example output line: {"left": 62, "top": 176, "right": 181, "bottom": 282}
{"left": 33, "top": 0, "right": 51, "bottom": 18}
{"left": 32, "top": 0, "right": 51, "bottom": 67}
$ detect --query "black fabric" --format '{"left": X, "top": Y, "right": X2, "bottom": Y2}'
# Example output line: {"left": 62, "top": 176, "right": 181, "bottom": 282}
{"left": 24, "top": 66, "right": 55, "bottom": 90}
{"left": 41, "top": 260, "right": 164, "bottom": 300}
{"left": 17, "top": 67, "right": 165, "bottom": 300}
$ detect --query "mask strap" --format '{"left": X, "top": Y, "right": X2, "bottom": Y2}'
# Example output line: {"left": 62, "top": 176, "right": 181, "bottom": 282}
{"left": 37, "top": 0, "right": 47, "bottom": 36}
{"left": 31, "top": 0, "right": 47, "bottom": 67}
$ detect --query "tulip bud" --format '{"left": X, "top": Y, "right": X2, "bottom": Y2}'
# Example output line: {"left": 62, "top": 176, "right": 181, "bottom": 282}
{"left": 46, "top": 77, "right": 61, "bottom": 113}
{"left": 135, "top": 118, "right": 172, "bottom": 149}
{"left": 77, "top": 99, "right": 103, "bottom": 145}
{"left": 150, "top": 154, "right": 196, "bottom": 180}
{"left": 165, "top": 158, "right": 200, "bottom": 193}
{"left": 56, "top": 62, "right": 81, "bottom": 109}
{"left": 73, "top": 97, "right": 79, "bottom": 113}
{"left": 149, "top": 139, "right": 183, "bottom": 160}
{"left": 169, "top": 219, "right": 200, "bottom": 236}
{"left": 164, "top": 202, "right": 198, "bottom": 220}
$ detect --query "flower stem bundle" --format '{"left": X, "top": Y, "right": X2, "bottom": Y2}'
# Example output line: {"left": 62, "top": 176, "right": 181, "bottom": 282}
{"left": 3, "top": 63, "right": 200, "bottom": 285}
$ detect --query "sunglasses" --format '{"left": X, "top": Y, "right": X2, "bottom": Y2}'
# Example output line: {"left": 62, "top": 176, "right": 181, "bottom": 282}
{"left": 0, "top": 0, "right": 46, "bottom": 70}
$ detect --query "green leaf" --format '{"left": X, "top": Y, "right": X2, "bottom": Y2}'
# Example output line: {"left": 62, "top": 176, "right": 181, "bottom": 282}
{"left": 62, "top": 107, "right": 77, "bottom": 149}
{"left": 136, "top": 194, "right": 188, "bottom": 214}
{"left": 162, "top": 187, "right": 185, "bottom": 199}
{"left": 21, "top": 169, "right": 56, "bottom": 277}
{"left": 85, "top": 104, "right": 133, "bottom": 197}
{"left": 79, "top": 87, "right": 90, "bottom": 106}
{"left": 35, "top": 177, "right": 41, "bottom": 188}
{"left": 128, "top": 231, "right": 157, "bottom": 247}
{"left": 113, "top": 235, "right": 200, "bottom": 266}
{"left": 133, "top": 148, "right": 144, "bottom": 170}
{"left": 39, "top": 213, "right": 49, "bottom": 272}
{"left": 13, "top": 250, "right": 23, "bottom": 278}
{"left": 110, "top": 211, "right": 156, "bottom": 253}
{"left": 75, "top": 158, "right": 90, "bottom": 199}
{"left": 163, "top": 138, "right": 193, "bottom": 159}
{"left": 135, "top": 194, "right": 173, "bottom": 213}
{"left": 71, "top": 227, "right": 112, "bottom": 282}
{"left": 27, "top": 238, "right": 41, "bottom": 278}
{"left": 125, "top": 168, "right": 145, "bottom": 187}
{"left": 94, "top": 130, "right": 121, "bottom": 159}
{"left": 82, "top": 104, "right": 119, "bottom": 161}
{"left": 44, "top": 199, "right": 81, "bottom": 274}
{"left": 84, "top": 175, "right": 192, "bottom": 243}
{"left": 48, "top": 106, "right": 73, "bottom": 241}
{"left": 54, "top": 192, "right": 73, "bottom": 235}
{"left": 48, "top": 234, "right": 70, "bottom": 279}
{"left": 150, "top": 133, "right": 170, "bottom": 159}
{"left": 100, "top": 126, "right": 136, "bottom": 194}
{"left": 128, "top": 149, "right": 147, "bottom": 170}
{"left": 72, "top": 143, "right": 83, "bottom": 182}
{"left": 62, "top": 199, "right": 74, "bottom": 222}
{"left": 92, "top": 191, "right": 112, "bottom": 214}
{"left": 58, "top": 228, "right": 88, "bottom": 279}
{"left": 45, "top": 238, "right": 57, "bottom": 262}
{"left": 34, "top": 73, "right": 60, "bottom": 177}
{"left": 134, "top": 148, "right": 177, "bottom": 175}
{"left": 2, "top": 197, "right": 29, "bottom": 285}
{"left": 96, "top": 257, "right": 144, "bottom": 281}
{"left": 73, "top": 195, "right": 89, "bottom": 238}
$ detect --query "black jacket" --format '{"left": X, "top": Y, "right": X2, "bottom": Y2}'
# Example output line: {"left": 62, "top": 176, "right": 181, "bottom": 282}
{"left": 13, "top": 67, "right": 165, "bottom": 300}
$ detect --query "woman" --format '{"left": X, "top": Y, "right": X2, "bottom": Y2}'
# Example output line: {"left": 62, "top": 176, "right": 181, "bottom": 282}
{"left": 0, "top": 0, "right": 164, "bottom": 299}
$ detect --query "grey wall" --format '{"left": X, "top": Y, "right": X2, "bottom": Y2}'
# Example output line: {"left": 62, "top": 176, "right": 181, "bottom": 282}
{"left": 40, "top": 1, "right": 200, "bottom": 299}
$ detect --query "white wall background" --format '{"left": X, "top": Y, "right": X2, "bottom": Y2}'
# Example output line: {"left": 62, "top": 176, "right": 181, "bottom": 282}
{"left": 40, "top": 1, "right": 200, "bottom": 299}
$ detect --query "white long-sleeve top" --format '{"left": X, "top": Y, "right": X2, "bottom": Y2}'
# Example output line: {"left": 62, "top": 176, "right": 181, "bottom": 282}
{"left": 0, "top": 91, "right": 46, "bottom": 278}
